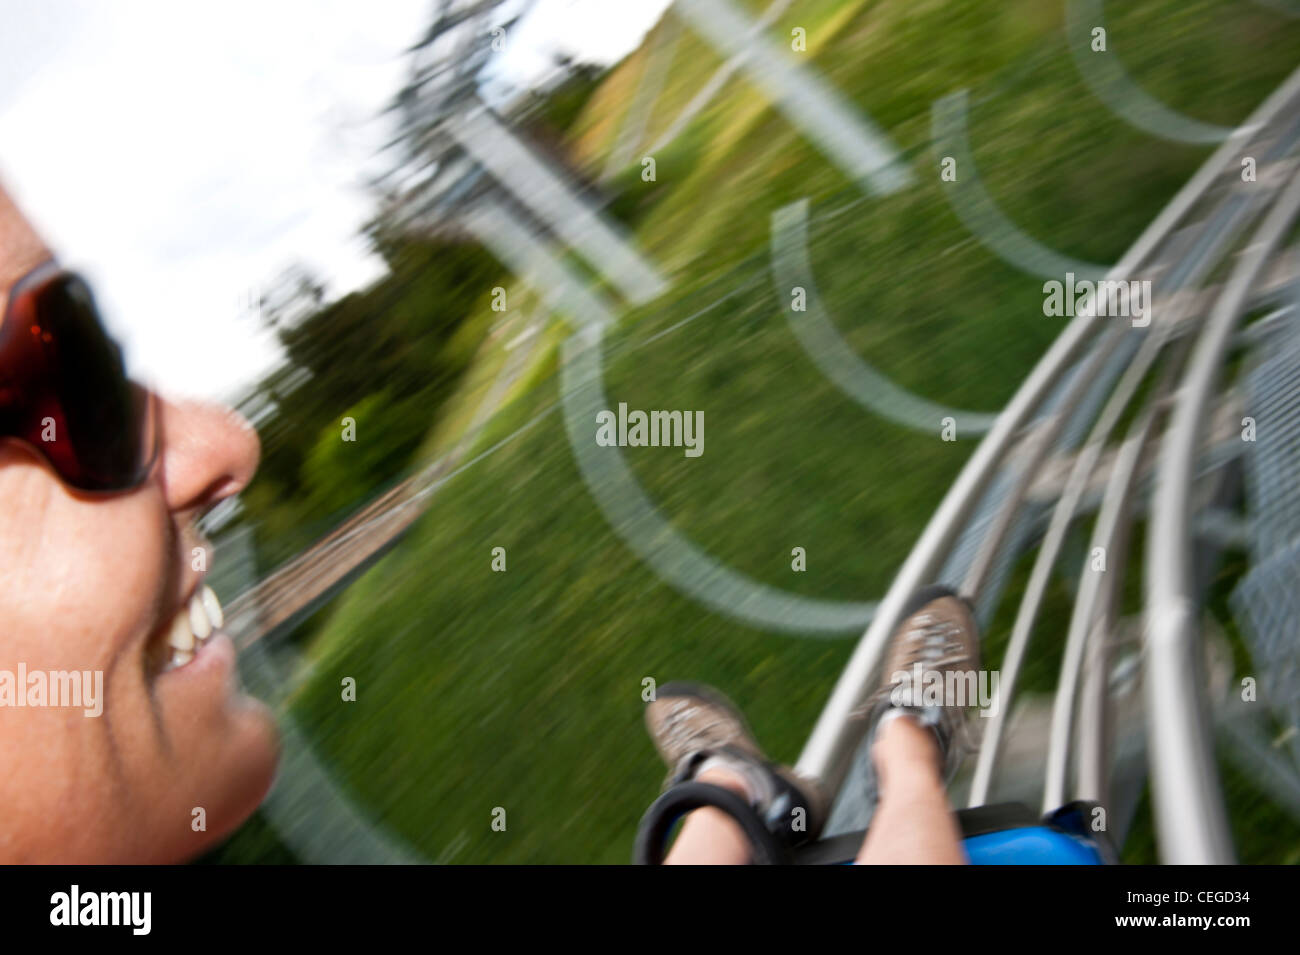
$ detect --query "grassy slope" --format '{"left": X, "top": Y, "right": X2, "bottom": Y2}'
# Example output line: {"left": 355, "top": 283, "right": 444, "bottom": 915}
{"left": 214, "top": 0, "right": 1300, "bottom": 863}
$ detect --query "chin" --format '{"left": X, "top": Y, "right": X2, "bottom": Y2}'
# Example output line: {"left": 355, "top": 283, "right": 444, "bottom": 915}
{"left": 176, "top": 698, "right": 281, "bottom": 862}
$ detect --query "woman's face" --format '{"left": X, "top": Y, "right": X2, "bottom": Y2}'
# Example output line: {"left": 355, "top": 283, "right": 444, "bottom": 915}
{"left": 0, "top": 186, "right": 279, "bottom": 862}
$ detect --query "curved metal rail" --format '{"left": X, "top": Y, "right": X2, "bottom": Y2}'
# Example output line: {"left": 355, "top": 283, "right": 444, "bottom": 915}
{"left": 966, "top": 324, "right": 1171, "bottom": 805}
{"left": 798, "top": 65, "right": 1300, "bottom": 835}
{"left": 1044, "top": 402, "right": 1160, "bottom": 811}
{"left": 962, "top": 110, "right": 1300, "bottom": 804}
{"left": 1144, "top": 168, "right": 1300, "bottom": 863}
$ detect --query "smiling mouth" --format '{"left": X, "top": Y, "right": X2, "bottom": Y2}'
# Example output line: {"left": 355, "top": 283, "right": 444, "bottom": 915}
{"left": 150, "top": 585, "right": 225, "bottom": 674}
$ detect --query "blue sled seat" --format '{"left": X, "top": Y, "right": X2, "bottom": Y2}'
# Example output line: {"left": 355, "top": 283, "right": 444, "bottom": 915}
{"left": 964, "top": 825, "right": 1105, "bottom": 864}
{"left": 795, "top": 801, "right": 1113, "bottom": 865}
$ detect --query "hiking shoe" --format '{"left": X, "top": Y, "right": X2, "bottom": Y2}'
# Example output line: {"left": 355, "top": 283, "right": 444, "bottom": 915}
{"left": 645, "top": 681, "right": 826, "bottom": 844}
{"left": 863, "top": 584, "right": 981, "bottom": 782}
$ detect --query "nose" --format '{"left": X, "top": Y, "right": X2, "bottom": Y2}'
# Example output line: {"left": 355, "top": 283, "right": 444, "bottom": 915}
{"left": 154, "top": 396, "right": 261, "bottom": 515}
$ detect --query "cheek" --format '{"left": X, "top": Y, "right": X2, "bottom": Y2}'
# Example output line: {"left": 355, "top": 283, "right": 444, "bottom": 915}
{"left": 0, "top": 705, "right": 125, "bottom": 859}
{"left": 0, "top": 460, "right": 170, "bottom": 670}
{"left": 0, "top": 455, "right": 278, "bottom": 861}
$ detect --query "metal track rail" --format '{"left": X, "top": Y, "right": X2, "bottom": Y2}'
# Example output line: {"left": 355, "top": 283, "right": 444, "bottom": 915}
{"left": 1144, "top": 168, "right": 1300, "bottom": 863}
{"left": 798, "top": 66, "right": 1300, "bottom": 816}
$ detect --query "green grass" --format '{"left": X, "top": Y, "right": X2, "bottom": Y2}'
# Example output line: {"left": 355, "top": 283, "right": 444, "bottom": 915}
{"left": 210, "top": 0, "right": 1300, "bottom": 863}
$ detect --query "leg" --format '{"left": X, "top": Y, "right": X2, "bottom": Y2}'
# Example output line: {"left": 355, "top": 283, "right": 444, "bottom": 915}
{"left": 853, "top": 585, "right": 982, "bottom": 865}
{"left": 663, "top": 767, "right": 753, "bottom": 865}
{"left": 855, "top": 713, "right": 967, "bottom": 864}
{"left": 642, "top": 682, "right": 826, "bottom": 864}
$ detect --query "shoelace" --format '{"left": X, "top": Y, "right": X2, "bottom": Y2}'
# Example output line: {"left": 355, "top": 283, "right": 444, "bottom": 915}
{"left": 657, "top": 701, "right": 735, "bottom": 754}
{"left": 895, "top": 613, "right": 970, "bottom": 674}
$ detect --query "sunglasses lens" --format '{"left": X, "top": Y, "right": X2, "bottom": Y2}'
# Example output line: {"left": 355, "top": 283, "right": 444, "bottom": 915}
{"left": 12, "top": 273, "right": 155, "bottom": 491}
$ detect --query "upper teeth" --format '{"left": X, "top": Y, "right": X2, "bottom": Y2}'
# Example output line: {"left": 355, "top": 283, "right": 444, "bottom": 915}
{"left": 200, "top": 585, "right": 224, "bottom": 629}
{"left": 163, "top": 585, "right": 224, "bottom": 671}
{"left": 189, "top": 595, "right": 211, "bottom": 640}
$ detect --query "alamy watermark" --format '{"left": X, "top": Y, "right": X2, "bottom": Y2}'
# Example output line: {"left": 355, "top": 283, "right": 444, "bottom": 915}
{"left": 889, "top": 664, "right": 1001, "bottom": 718}
{"left": 1042, "top": 272, "right": 1152, "bottom": 327}
{"left": 0, "top": 665, "right": 103, "bottom": 717}
{"left": 50, "top": 885, "right": 150, "bottom": 935}
{"left": 595, "top": 402, "right": 704, "bottom": 457}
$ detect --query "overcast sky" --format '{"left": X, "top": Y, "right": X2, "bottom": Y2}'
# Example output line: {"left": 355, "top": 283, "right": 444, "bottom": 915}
{"left": 0, "top": 0, "right": 673, "bottom": 402}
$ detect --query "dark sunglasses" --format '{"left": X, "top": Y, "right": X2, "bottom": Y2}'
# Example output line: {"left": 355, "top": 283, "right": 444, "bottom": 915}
{"left": 0, "top": 261, "right": 158, "bottom": 492}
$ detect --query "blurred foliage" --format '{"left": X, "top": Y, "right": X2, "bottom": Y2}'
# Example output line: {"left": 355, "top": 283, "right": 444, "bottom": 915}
{"left": 236, "top": 235, "right": 502, "bottom": 570}
{"left": 526, "top": 58, "right": 607, "bottom": 136}
{"left": 231, "top": 44, "right": 609, "bottom": 573}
